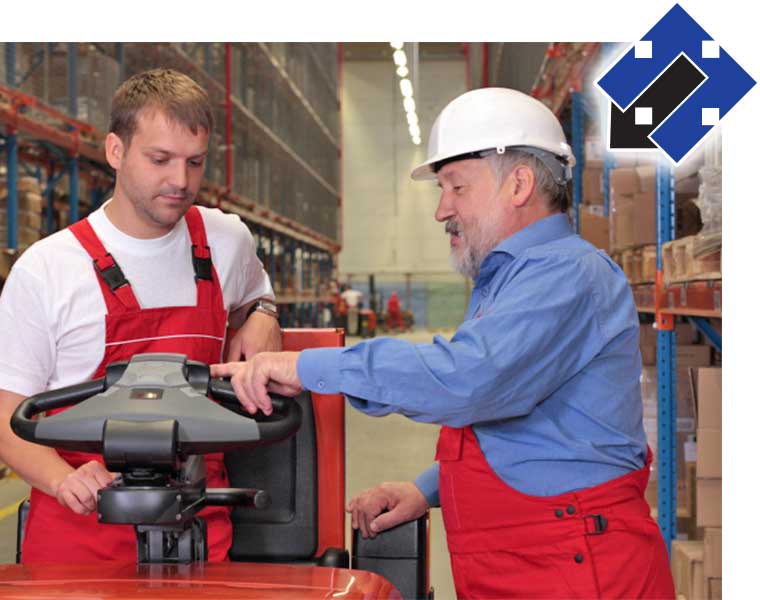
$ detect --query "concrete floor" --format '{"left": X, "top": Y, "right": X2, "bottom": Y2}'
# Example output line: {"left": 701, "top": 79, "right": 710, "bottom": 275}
{"left": 0, "top": 328, "right": 456, "bottom": 598}
{"left": 344, "top": 329, "right": 456, "bottom": 599}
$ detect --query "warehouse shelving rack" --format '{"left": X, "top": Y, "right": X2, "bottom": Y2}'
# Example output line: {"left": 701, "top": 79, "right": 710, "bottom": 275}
{"left": 534, "top": 41, "right": 723, "bottom": 554}
{"left": 1, "top": 43, "right": 341, "bottom": 326}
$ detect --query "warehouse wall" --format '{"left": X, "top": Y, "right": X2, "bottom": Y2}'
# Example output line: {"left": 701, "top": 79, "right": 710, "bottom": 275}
{"left": 341, "top": 59, "right": 469, "bottom": 327}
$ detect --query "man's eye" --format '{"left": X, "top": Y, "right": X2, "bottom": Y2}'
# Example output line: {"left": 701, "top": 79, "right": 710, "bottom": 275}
{"left": 189, "top": 159, "right": 204, "bottom": 168}
{"left": 151, "top": 157, "right": 168, "bottom": 165}
{"left": 453, "top": 185, "right": 465, "bottom": 193}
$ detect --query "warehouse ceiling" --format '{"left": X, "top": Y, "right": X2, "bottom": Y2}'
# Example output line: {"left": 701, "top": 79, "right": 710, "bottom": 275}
{"left": 342, "top": 43, "right": 465, "bottom": 61}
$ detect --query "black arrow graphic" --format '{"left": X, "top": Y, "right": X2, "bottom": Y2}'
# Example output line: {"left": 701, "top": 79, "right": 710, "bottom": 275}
{"left": 610, "top": 54, "right": 706, "bottom": 149}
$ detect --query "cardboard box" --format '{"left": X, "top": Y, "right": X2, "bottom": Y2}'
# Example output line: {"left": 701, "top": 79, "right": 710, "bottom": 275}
{"left": 704, "top": 528, "right": 721, "bottom": 578}
{"left": 610, "top": 167, "right": 640, "bottom": 196}
{"left": 675, "top": 322, "right": 699, "bottom": 345}
{"left": 677, "top": 345, "right": 712, "bottom": 368}
{"left": 696, "top": 479, "right": 721, "bottom": 527}
{"left": 708, "top": 577, "right": 722, "bottom": 599}
{"left": 579, "top": 207, "right": 610, "bottom": 252}
{"left": 671, "top": 540, "right": 705, "bottom": 600}
{"left": 582, "top": 165, "right": 603, "bottom": 205}
{"left": 636, "top": 165, "right": 656, "bottom": 193}
{"left": 610, "top": 193, "right": 635, "bottom": 251}
{"left": 640, "top": 344, "right": 657, "bottom": 366}
{"left": 632, "top": 190, "right": 657, "bottom": 245}
{"left": 698, "top": 368, "right": 722, "bottom": 429}
{"left": 696, "top": 429, "right": 721, "bottom": 478}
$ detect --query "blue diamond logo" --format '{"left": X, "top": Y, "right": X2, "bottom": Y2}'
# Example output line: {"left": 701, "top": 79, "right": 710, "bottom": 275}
{"left": 596, "top": 3, "right": 755, "bottom": 164}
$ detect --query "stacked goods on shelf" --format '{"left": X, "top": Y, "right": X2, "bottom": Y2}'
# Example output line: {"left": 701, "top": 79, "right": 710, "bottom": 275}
{"left": 671, "top": 540, "right": 705, "bottom": 600}
{"left": 1, "top": 177, "right": 44, "bottom": 280}
{"left": 609, "top": 164, "right": 656, "bottom": 253}
{"left": 663, "top": 166, "right": 722, "bottom": 284}
{"left": 578, "top": 155, "right": 608, "bottom": 252}
{"left": 640, "top": 321, "right": 711, "bottom": 524}
{"left": 697, "top": 368, "right": 721, "bottom": 597}
{"left": 577, "top": 138, "right": 610, "bottom": 253}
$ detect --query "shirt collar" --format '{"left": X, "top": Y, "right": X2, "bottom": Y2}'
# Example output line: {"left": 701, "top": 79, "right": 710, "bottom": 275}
{"left": 476, "top": 213, "right": 574, "bottom": 284}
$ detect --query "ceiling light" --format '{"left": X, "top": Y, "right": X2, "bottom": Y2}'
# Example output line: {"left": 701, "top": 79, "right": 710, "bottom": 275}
{"left": 400, "top": 78, "right": 413, "bottom": 98}
{"left": 409, "top": 123, "right": 421, "bottom": 137}
{"left": 406, "top": 112, "right": 418, "bottom": 126}
{"left": 396, "top": 66, "right": 408, "bottom": 77}
{"left": 403, "top": 97, "right": 416, "bottom": 112}
{"left": 412, "top": 136, "right": 421, "bottom": 145}
{"left": 390, "top": 42, "right": 404, "bottom": 50}
{"left": 393, "top": 50, "right": 407, "bottom": 68}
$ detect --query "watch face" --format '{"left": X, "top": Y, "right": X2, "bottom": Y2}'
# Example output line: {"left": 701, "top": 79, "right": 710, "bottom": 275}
{"left": 259, "top": 300, "right": 278, "bottom": 314}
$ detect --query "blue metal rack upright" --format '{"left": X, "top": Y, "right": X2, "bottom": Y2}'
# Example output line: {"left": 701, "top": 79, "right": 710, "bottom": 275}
{"left": 655, "top": 161, "right": 677, "bottom": 553}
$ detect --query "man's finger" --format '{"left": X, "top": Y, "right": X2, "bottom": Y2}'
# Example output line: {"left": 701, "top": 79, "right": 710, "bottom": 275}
{"left": 231, "top": 370, "right": 258, "bottom": 414}
{"left": 370, "top": 510, "right": 405, "bottom": 534}
{"left": 210, "top": 362, "right": 244, "bottom": 378}
{"left": 59, "top": 488, "right": 89, "bottom": 515}
{"left": 251, "top": 370, "right": 274, "bottom": 415}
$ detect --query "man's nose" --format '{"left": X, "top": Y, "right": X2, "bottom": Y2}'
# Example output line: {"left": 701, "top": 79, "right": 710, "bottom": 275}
{"left": 168, "top": 161, "right": 189, "bottom": 190}
{"left": 435, "top": 193, "right": 454, "bottom": 222}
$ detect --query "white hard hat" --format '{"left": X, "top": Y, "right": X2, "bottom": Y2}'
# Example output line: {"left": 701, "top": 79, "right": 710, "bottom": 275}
{"left": 411, "top": 87, "right": 576, "bottom": 182}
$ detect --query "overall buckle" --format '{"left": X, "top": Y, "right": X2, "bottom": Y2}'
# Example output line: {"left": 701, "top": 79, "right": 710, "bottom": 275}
{"left": 584, "top": 514, "right": 608, "bottom": 535}
{"left": 93, "top": 255, "right": 128, "bottom": 292}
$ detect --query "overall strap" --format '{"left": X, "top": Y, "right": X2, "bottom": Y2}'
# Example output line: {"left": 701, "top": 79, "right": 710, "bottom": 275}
{"left": 69, "top": 218, "right": 140, "bottom": 313}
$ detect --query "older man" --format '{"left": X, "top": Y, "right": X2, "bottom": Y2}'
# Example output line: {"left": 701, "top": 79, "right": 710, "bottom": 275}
{"left": 213, "top": 88, "right": 674, "bottom": 599}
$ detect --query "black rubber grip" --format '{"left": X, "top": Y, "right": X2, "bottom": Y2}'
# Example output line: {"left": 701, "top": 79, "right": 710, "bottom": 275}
{"left": 10, "top": 378, "right": 107, "bottom": 443}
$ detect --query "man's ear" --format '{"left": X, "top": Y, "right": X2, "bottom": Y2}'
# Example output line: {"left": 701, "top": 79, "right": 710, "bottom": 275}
{"left": 105, "top": 132, "right": 125, "bottom": 171}
{"left": 508, "top": 165, "right": 536, "bottom": 208}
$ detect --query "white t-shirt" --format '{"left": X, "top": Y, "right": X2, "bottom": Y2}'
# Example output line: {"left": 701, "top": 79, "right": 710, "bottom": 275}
{"left": 0, "top": 203, "right": 274, "bottom": 397}
{"left": 340, "top": 289, "right": 363, "bottom": 308}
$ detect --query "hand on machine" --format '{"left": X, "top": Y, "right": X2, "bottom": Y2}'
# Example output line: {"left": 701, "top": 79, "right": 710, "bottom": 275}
{"left": 10, "top": 353, "right": 303, "bottom": 565}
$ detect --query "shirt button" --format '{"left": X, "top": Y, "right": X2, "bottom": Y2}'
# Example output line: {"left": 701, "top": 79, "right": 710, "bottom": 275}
{"left": 574, "top": 553, "right": 584, "bottom": 564}
{"left": 554, "top": 509, "right": 564, "bottom": 518}
{"left": 566, "top": 505, "right": 576, "bottom": 515}
{"left": 317, "top": 381, "right": 326, "bottom": 389}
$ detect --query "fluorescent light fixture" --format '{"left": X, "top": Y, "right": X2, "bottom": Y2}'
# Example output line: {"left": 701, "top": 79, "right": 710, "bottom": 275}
{"left": 390, "top": 42, "right": 404, "bottom": 50}
{"left": 400, "top": 78, "right": 413, "bottom": 98}
{"left": 396, "top": 66, "right": 409, "bottom": 77}
{"left": 403, "top": 97, "right": 416, "bottom": 112}
{"left": 393, "top": 50, "right": 407, "bottom": 68}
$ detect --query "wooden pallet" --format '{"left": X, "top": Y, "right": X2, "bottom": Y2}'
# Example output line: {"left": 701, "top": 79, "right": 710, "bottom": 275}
{"left": 663, "top": 235, "right": 721, "bottom": 284}
{"left": 619, "top": 245, "right": 657, "bottom": 284}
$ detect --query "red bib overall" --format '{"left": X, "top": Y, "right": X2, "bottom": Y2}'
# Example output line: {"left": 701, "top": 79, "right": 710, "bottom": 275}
{"left": 22, "top": 206, "right": 232, "bottom": 563}
{"left": 436, "top": 426, "right": 675, "bottom": 599}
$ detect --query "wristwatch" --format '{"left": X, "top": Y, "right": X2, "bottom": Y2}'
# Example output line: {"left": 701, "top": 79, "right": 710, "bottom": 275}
{"left": 246, "top": 299, "right": 279, "bottom": 320}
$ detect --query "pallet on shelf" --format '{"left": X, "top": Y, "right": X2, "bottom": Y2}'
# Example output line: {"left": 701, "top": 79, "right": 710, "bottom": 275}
{"left": 663, "top": 235, "right": 721, "bottom": 285}
{"left": 619, "top": 244, "right": 656, "bottom": 284}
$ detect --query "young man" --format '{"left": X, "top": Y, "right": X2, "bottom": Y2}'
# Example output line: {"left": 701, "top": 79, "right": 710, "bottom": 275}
{"left": 213, "top": 88, "right": 675, "bottom": 598}
{"left": 0, "top": 68, "right": 280, "bottom": 563}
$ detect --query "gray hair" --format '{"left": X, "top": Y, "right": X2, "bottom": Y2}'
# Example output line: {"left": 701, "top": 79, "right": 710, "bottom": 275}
{"left": 485, "top": 149, "right": 567, "bottom": 212}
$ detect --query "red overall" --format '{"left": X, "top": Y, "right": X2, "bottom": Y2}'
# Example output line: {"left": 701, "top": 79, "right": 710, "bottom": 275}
{"left": 22, "top": 206, "right": 232, "bottom": 563}
{"left": 436, "top": 426, "right": 675, "bottom": 599}
{"left": 386, "top": 292, "right": 403, "bottom": 330}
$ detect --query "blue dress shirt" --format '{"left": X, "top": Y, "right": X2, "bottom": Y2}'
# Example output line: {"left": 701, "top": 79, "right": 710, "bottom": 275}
{"left": 298, "top": 214, "right": 647, "bottom": 506}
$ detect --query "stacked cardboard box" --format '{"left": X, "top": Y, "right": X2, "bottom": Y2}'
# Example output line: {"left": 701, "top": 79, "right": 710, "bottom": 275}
{"left": 578, "top": 159, "right": 610, "bottom": 252}
{"left": 640, "top": 326, "right": 711, "bottom": 516}
{"left": 671, "top": 541, "right": 705, "bottom": 600}
{"left": 609, "top": 166, "right": 657, "bottom": 252}
{"left": 697, "top": 368, "right": 721, "bottom": 597}
{"left": 0, "top": 177, "right": 44, "bottom": 251}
